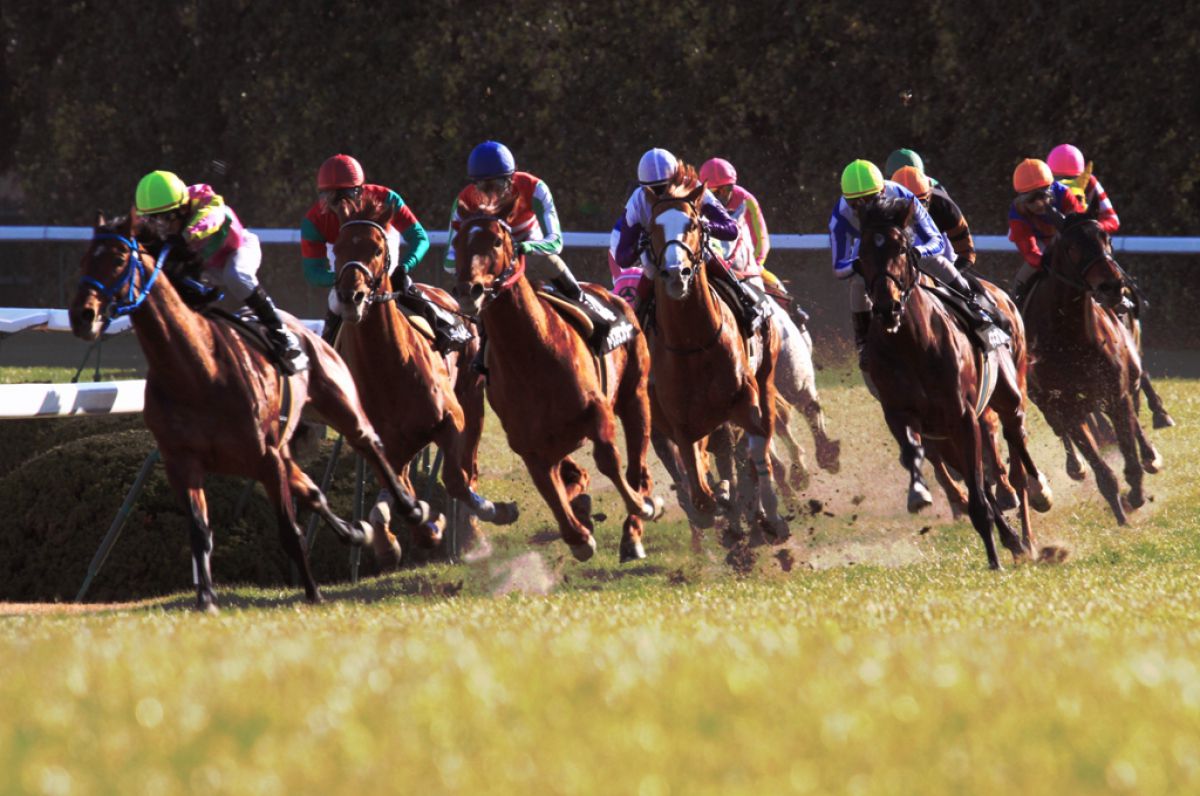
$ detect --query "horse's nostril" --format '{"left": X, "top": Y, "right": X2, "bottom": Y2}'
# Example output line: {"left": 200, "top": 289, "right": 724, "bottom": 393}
{"left": 681, "top": 267, "right": 692, "bottom": 278}
{"left": 353, "top": 291, "right": 365, "bottom": 306}
{"left": 470, "top": 284, "right": 483, "bottom": 299}
{"left": 80, "top": 308, "right": 95, "bottom": 325}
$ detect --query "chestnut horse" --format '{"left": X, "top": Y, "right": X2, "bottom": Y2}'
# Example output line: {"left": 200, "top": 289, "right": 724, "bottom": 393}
{"left": 642, "top": 175, "right": 789, "bottom": 540}
{"left": 856, "top": 198, "right": 1052, "bottom": 568}
{"left": 1023, "top": 215, "right": 1160, "bottom": 524}
{"left": 453, "top": 209, "right": 662, "bottom": 562}
{"left": 70, "top": 215, "right": 433, "bottom": 611}
{"left": 331, "top": 205, "right": 517, "bottom": 564}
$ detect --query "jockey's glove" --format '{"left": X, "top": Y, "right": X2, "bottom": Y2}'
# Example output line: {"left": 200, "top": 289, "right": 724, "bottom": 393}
{"left": 513, "top": 240, "right": 529, "bottom": 256}
{"left": 954, "top": 254, "right": 975, "bottom": 272}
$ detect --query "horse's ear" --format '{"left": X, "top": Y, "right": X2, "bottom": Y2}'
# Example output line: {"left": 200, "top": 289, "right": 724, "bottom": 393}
{"left": 641, "top": 185, "right": 657, "bottom": 207}
{"left": 95, "top": 210, "right": 107, "bottom": 229}
{"left": 686, "top": 184, "right": 706, "bottom": 207}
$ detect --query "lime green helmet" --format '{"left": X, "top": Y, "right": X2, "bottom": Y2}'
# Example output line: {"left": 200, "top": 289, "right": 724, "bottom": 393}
{"left": 135, "top": 170, "right": 188, "bottom": 215}
{"left": 841, "top": 160, "right": 884, "bottom": 199}
{"left": 884, "top": 148, "right": 924, "bottom": 177}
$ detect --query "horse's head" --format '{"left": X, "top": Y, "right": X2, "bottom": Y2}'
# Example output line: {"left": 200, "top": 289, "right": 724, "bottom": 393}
{"left": 451, "top": 196, "right": 520, "bottom": 315}
{"left": 332, "top": 196, "right": 394, "bottom": 324}
{"left": 70, "top": 212, "right": 158, "bottom": 340}
{"left": 1049, "top": 214, "right": 1126, "bottom": 309}
{"left": 646, "top": 165, "right": 706, "bottom": 301}
{"left": 856, "top": 198, "right": 918, "bottom": 333}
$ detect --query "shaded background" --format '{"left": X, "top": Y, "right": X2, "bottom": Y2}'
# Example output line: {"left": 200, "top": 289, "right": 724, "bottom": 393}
{"left": 2, "top": 0, "right": 1199, "bottom": 349}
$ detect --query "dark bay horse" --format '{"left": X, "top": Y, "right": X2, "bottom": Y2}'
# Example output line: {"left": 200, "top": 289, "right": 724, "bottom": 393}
{"left": 856, "top": 199, "right": 1052, "bottom": 568}
{"left": 1023, "top": 215, "right": 1160, "bottom": 524}
{"left": 643, "top": 176, "right": 790, "bottom": 540}
{"left": 453, "top": 208, "right": 662, "bottom": 562}
{"left": 69, "top": 215, "right": 432, "bottom": 611}
{"left": 331, "top": 204, "right": 517, "bottom": 564}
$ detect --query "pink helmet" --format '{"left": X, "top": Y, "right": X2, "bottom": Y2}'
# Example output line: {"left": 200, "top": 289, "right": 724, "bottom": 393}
{"left": 699, "top": 158, "right": 738, "bottom": 188}
{"left": 1046, "top": 144, "right": 1086, "bottom": 178}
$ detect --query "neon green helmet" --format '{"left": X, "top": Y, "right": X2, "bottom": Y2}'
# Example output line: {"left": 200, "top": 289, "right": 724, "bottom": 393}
{"left": 135, "top": 170, "right": 188, "bottom": 215}
{"left": 884, "top": 148, "right": 924, "bottom": 177}
{"left": 841, "top": 160, "right": 884, "bottom": 199}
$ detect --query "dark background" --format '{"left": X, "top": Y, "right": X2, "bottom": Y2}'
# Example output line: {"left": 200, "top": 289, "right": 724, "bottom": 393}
{"left": 2, "top": 0, "right": 1198, "bottom": 350}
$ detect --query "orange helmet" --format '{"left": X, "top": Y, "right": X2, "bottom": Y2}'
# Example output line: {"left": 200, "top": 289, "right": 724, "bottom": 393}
{"left": 1012, "top": 159, "right": 1053, "bottom": 194}
{"left": 891, "top": 166, "right": 931, "bottom": 199}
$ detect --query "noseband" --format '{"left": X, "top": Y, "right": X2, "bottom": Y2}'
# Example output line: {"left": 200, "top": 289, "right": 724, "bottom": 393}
{"left": 649, "top": 196, "right": 706, "bottom": 278}
{"left": 857, "top": 228, "right": 917, "bottom": 319}
{"left": 79, "top": 233, "right": 171, "bottom": 318}
{"left": 1044, "top": 223, "right": 1128, "bottom": 296}
{"left": 335, "top": 220, "right": 395, "bottom": 303}
{"left": 459, "top": 216, "right": 524, "bottom": 305}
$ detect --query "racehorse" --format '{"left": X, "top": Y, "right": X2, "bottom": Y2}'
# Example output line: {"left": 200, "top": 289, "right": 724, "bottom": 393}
{"left": 69, "top": 215, "right": 434, "bottom": 611}
{"left": 642, "top": 171, "right": 789, "bottom": 540}
{"left": 1022, "top": 215, "right": 1160, "bottom": 524}
{"left": 452, "top": 205, "right": 662, "bottom": 562}
{"left": 856, "top": 198, "right": 1052, "bottom": 568}
{"left": 331, "top": 201, "right": 517, "bottom": 564}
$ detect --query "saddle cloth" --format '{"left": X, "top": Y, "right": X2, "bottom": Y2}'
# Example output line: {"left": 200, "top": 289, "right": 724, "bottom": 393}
{"left": 538, "top": 285, "right": 639, "bottom": 355}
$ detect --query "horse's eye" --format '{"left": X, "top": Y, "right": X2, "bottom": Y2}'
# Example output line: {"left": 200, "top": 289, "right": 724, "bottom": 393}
{"left": 375, "top": 246, "right": 384, "bottom": 258}
{"left": 493, "top": 238, "right": 502, "bottom": 249}
{"left": 874, "top": 233, "right": 885, "bottom": 247}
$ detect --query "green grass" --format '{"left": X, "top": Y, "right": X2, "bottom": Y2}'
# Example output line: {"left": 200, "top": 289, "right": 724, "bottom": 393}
{"left": 2, "top": 371, "right": 1200, "bottom": 794}
{"left": 0, "top": 366, "right": 142, "bottom": 384}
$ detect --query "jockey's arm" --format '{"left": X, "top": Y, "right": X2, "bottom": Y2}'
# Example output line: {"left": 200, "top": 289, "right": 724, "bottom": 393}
{"left": 300, "top": 210, "right": 336, "bottom": 287}
{"left": 523, "top": 178, "right": 564, "bottom": 257}
{"left": 742, "top": 191, "right": 771, "bottom": 266}
{"left": 828, "top": 200, "right": 859, "bottom": 279}
{"left": 1088, "top": 176, "right": 1120, "bottom": 234}
{"left": 931, "top": 192, "right": 976, "bottom": 267}
{"left": 910, "top": 200, "right": 947, "bottom": 260}
{"left": 442, "top": 197, "right": 463, "bottom": 273}
{"left": 384, "top": 189, "right": 429, "bottom": 275}
{"left": 699, "top": 191, "right": 738, "bottom": 241}
{"left": 1008, "top": 217, "right": 1044, "bottom": 268}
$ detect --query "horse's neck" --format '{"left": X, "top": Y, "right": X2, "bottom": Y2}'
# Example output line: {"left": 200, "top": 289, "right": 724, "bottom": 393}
{"left": 347, "top": 279, "right": 421, "bottom": 363}
{"left": 482, "top": 277, "right": 556, "bottom": 359}
{"left": 654, "top": 262, "right": 723, "bottom": 347}
{"left": 131, "top": 273, "right": 220, "bottom": 390}
{"left": 883, "top": 289, "right": 952, "bottom": 361}
{"left": 1040, "top": 264, "right": 1092, "bottom": 337}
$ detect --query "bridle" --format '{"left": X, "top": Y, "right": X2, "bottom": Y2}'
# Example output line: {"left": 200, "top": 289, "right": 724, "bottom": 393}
{"left": 79, "top": 232, "right": 171, "bottom": 319}
{"left": 1043, "top": 220, "right": 1128, "bottom": 298}
{"left": 647, "top": 195, "right": 707, "bottom": 279}
{"left": 335, "top": 220, "right": 399, "bottom": 306}
{"left": 458, "top": 216, "right": 525, "bottom": 307}
{"left": 856, "top": 225, "right": 918, "bottom": 322}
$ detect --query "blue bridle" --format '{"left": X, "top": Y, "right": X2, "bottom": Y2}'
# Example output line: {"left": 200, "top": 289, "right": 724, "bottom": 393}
{"left": 79, "top": 233, "right": 171, "bottom": 318}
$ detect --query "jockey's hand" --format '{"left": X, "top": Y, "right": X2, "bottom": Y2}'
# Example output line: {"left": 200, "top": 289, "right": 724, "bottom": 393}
{"left": 513, "top": 240, "right": 528, "bottom": 256}
{"left": 397, "top": 271, "right": 414, "bottom": 292}
{"left": 954, "top": 254, "right": 974, "bottom": 272}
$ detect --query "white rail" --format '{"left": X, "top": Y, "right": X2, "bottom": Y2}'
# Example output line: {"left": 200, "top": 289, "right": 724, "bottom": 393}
{"left": 0, "top": 379, "right": 146, "bottom": 418}
{"left": 2, "top": 226, "right": 1198, "bottom": 253}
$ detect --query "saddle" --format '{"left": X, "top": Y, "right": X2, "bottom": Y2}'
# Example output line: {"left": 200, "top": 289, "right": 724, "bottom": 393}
{"left": 393, "top": 288, "right": 474, "bottom": 354}
{"left": 707, "top": 273, "right": 774, "bottom": 337}
{"left": 538, "top": 284, "right": 639, "bottom": 355}
{"left": 202, "top": 307, "right": 304, "bottom": 377}
{"left": 922, "top": 281, "right": 1010, "bottom": 353}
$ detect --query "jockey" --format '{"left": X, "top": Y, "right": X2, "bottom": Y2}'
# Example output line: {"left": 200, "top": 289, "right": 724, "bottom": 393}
{"left": 607, "top": 215, "right": 643, "bottom": 306}
{"left": 1007, "top": 158, "right": 1085, "bottom": 306}
{"left": 301, "top": 154, "right": 431, "bottom": 344}
{"left": 445, "top": 140, "right": 610, "bottom": 371}
{"left": 830, "top": 159, "right": 989, "bottom": 368}
{"left": 890, "top": 166, "right": 977, "bottom": 272}
{"left": 699, "top": 157, "right": 810, "bottom": 328}
{"left": 614, "top": 148, "right": 763, "bottom": 333}
{"left": 884, "top": 148, "right": 944, "bottom": 192}
{"left": 1046, "top": 143, "right": 1120, "bottom": 233}
{"left": 134, "top": 170, "right": 306, "bottom": 372}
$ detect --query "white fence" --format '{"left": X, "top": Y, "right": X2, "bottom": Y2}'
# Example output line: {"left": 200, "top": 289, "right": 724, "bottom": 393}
{"left": 3, "top": 225, "right": 1200, "bottom": 253}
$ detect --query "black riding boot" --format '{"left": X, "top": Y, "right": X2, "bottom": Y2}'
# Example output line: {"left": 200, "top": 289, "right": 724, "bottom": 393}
{"left": 321, "top": 309, "right": 342, "bottom": 346}
{"left": 852, "top": 311, "right": 872, "bottom": 370}
{"left": 245, "top": 286, "right": 307, "bottom": 373}
{"left": 707, "top": 260, "right": 764, "bottom": 334}
{"left": 553, "top": 272, "right": 612, "bottom": 344}
{"left": 470, "top": 327, "right": 489, "bottom": 376}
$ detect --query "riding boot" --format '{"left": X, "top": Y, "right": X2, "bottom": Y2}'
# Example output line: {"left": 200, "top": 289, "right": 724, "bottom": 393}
{"left": 321, "top": 309, "right": 342, "bottom": 346}
{"left": 553, "top": 273, "right": 612, "bottom": 345}
{"left": 792, "top": 303, "right": 811, "bottom": 329}
{"left": 470, "top": 326, "right": 489, "bottom": 376}
{"left": 245, "top": 286, "right": 307, "bottom": 373}
{"left": 852, "top": 311, "right": 872, "bottom": 370}
{"left": 707, "top": 259, "right": 764, "bottom": 334}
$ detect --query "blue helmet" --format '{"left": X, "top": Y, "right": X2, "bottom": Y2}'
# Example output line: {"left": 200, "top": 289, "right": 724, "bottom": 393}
{"left": 468, "top": 141, "right": 516, "bottom": 181}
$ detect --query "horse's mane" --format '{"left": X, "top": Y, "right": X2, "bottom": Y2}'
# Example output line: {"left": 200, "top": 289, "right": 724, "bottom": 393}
{"left": 1061, "top": 212, "right": 1097, "bottom": 235}
{"left": 664, "top": 162, "right": 701, "bottom": 198}
{"left": 861, "top": 197, "right": 914, "bottom": 237}
{"left": 95, "top": 214, "right": 132, "bottom": 234}
{"left": 347, "top": 193, "right": 394, "bottom": 227}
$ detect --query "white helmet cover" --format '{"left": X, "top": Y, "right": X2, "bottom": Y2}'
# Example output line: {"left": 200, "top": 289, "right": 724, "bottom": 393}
{"left": 638, "top": 148, "right": 678, "bottom": 185}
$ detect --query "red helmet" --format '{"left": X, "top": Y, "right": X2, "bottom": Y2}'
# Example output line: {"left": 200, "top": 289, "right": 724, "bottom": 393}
{"left": 317, "top": 154, "right": 364, "bottom": 191}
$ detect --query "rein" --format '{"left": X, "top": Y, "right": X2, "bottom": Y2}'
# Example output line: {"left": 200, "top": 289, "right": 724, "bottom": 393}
{"left": 648, "top": 197, "right": 723, "bottom": 354}
{"left": 336, "top": 220, "right": 396, "bottom": 304}
{"left": 462, "top": 216, "right": 526, "bottom": 305}
{"left": 857, "top": 229, "right": 918, "bottom": 321}
{"left": 80, "top": 233, "right": 171, "bottom": 318}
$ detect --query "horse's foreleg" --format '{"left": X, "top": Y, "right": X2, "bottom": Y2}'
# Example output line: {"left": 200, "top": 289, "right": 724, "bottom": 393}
{"left": 287, "top": 460, "right": 370, "bottom": 547}
{"left": 953, "top": 415, "right": 1002, "bottom": 569}
{"left": 772, "top": 402, "right": 810, "bottom": 493}
{"left": 801, "top": 396, "right": 842, "bottom": 474}
{"left": 1109, "top": 397, "right": 1147, "bottom": 510}
{"left": 981, "top": 411, "right": 1018, "bottom": 512}
{"left": 261, "top": 453, "right": 322, "bottom": 604}
{"left": 1140, "top": 372, "right": 1175, "bottom": 429}
{"left": 707, "top": 425, "right": 736, "bottom": 511}
{"left": 524, "top": 455, "right": 595, "bottom": 561}
{"left": 588, "top": 405, "right": 658, "bottom": 523}
{"left": 1061, "top": 434, "right": 1087, "bottom": 482}
{"left": 927, "top": 449, "right": 968, "bottom": 519}
{"left": 164, "top": 456, "right": 218, "bottom": 612}
{"left": 1067, "top": 419, "right": 1129, "bottom": 525}
{"left": 614, "top": 382, "right": 657, "bottom": 563}
{"left": 883, "top": 412, "right": 932, "bottom": 514}
{"left": 436, "top": 415, "right": 519, "bottom": 527}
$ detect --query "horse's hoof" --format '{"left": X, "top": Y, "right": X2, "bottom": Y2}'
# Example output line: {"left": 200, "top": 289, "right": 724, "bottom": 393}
{"left": 1127, "top": 490, "right": 1146, "bottom": 510}
{"left": 353, "top": 519, "right": 374, "bottom": 548}
{"left": 760, "top": 515, "right": 791, "bottom": 543}
{"left": 641, "top": 495, "right": 666, "bottom": 521}
{"left": 307, "top": 589, "right": 325, "bottom": 605}
{"left": 715, "top": 479, "right": 732, "bottom": 505}
{"left": 420, "top": 517, "right": 445, "bottom": 548}
{"left": 995, "top": 486, "right": 1019, "bottom": 513}
{"left": 788, "top": 463, "right": 810, "bottom": 493}
{"left": 1142, "top": 454, "right": 1163, "bottom": 474}
{"left": 1153, "top": 412, "right": 1175, "bottom": 430}
{"left": 907, "top": 482, "right": 933, "bottom": 514}
{"left": 372, "top": 525, "right": 402, "bottom": 570}
{"left": 619, "top": 539, "right": 647, "bottom": 563}
{"left": 570, "top": 494, "right": 594, "bottom": 530}
{"left": 569, "top": 535, "right": 597, "bottom": 562}
{"left": 492, "top": 501, "right": 520, "bottom": 525}
{"left": 817, "top": 440, "right": 842, "bottom": 474}
{"left": 195, "top": 593, "right": 219, "bottom": 615}
{"left": 1029, "top": 474, "right": 1054, "bottom": 513}
{"left": 1065, "top": 458, "right": 1087, "bottom": 482}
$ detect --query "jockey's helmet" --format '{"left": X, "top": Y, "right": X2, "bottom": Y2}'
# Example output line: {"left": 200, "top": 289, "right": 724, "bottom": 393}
{"left": 135, "top": 171, "right": 188, "bottom": 215}
{"left": 1046, "top": 144, "right": 1086, "bottom": 179}
{"left": 699, "top": 158, "right": 738, "bottom": 188}
{"left": 317, "top": 155, "right": 365, "bottom": 190}
{"left": 891, "top": 166, "right": 931, "bottom": 201}
{"left": 1013, "top": 159, "right": 1054, "bottom": 194}
{"left": 884, "top": 148, "right": 924, "bottom": 178}
{"left": 468, "top": 141, "right": 516, "bottom": 181}
{"left": 841, "top": 160, "right": 884, "bottom": 199}
{"left": 638, "top": 148, "right": 678, "bottom": 186}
